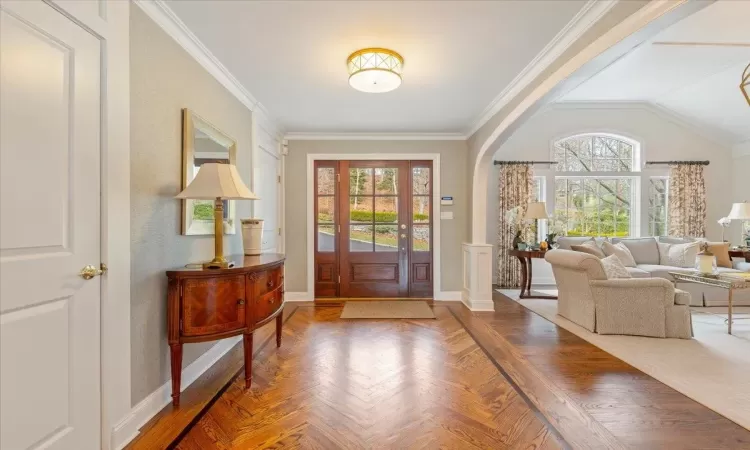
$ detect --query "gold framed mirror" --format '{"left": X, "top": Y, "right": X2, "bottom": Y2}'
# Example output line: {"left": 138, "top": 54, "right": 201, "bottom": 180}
{"left": 181, "top": 108, "right": 238, "bottom": 235}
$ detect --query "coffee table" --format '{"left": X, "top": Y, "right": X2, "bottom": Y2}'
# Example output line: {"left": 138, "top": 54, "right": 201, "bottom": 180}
{"left": 669, "top": 271, "right": 750, "bottom": 335}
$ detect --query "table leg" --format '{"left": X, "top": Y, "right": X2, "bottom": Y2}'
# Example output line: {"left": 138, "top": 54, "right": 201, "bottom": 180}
{"left": 517, "top": 256, "right": 528, "bottom": 298}
{"left": 243, "top": 332, "right": 253, "bottom": 389}
{"left": 276, "top": 312, "right": 283, "bottom": 348}
{"left": 527, "top": 257, "right": 534, "bottom": 294}
{"left": 728, "top": 288, "right": 733, "bottom": 335}
{"left": 169, "top": 343, "right": 183, "bottom": 407}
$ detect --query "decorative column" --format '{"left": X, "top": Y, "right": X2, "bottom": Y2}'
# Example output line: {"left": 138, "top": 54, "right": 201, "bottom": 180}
{"left": 461, "top": 243, "right": 495, "bottom": 311}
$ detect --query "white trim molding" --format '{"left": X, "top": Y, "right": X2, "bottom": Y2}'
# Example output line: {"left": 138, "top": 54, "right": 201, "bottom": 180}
{"left": 111, "top": 337, "right": 241, "bottom": 450}
{"left": 305, "top": 153, "right": 446, "bottom": 300}
{"left": 462, "top": 243, "right": 495, "bottom": 311}
{"left": 285, "top": 132, "right": 466, "bottom": 141}
{"left": 284, "top": 292, "right": 313, "bottom": 302}
{"left": 132, "top": 0, "right": 282, "bottom": 133}
{"left": 466, "top": 0, "right": 618, "bottom": 137}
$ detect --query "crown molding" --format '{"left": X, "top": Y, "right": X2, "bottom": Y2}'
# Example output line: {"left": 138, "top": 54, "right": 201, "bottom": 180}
{"left": 133, "top": 0, "right": 283, "bottom": 134}
{"left": 284, "top": 132, "right": 467, "bottom": 141}
{"left": 465, "top": 0, "right": 618, "bottom": 138}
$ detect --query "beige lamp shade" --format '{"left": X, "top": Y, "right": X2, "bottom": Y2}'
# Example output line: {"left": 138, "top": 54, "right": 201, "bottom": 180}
{"left": 727, "top": 202, "right": 750, "bottom": 220}
{"left": 175, "top": 163, "right": 258, "bottom": 200}
{"left": 525, "top": 201, "right": 549, "bottom": 220}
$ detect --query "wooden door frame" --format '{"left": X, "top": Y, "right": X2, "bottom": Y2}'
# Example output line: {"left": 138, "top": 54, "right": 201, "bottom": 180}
{"left": 306, "top": 153, "right": 442, "bottom": 300}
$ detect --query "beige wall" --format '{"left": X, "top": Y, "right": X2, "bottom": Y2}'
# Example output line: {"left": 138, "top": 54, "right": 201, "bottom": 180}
{"left": 130, "top": 5, "right": 254, "bottom": 405}
{"left": 285, "top": 140, "right": 469, "bottom": 293}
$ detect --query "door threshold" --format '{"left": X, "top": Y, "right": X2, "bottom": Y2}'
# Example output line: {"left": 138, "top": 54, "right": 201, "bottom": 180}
{"left": 315, "top": 297, "right": 434, "bottom": 306}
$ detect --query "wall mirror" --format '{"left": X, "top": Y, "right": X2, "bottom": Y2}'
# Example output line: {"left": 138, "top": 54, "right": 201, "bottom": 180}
{"left": 181, "top": 108, "right": 238, "bottom": 235}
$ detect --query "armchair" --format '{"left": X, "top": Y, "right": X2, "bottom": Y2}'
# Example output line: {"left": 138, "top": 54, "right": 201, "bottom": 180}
{"left": 545, "top": 249, "right": 693, "bottom": 339}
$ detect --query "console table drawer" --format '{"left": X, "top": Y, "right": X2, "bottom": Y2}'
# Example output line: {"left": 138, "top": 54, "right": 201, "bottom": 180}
{"left": 182, "top": 275, "right": 246, "bottom": 336}
{"left": 255, "top": 287, "right": 283, "bottom": 323}
{"left": 257, "top": 265, "right": 284, "bottom": 295}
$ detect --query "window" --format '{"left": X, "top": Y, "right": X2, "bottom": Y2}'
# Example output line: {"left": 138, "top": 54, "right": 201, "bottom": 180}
{"left": 648, "top": 177, "right": 668, "bottom": 236}
{"left": 552, "top": 133, "right": 640, "bottom": 238}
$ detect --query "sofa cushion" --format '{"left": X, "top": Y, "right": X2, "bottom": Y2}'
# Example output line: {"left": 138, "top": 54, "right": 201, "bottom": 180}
{"left": 556, "top": 237, "right": 593, "bottom": 250}
{"left": 658, "top": 236, "right": 699, "bottom": 244}
{"left": 627, "top": 267, "right": 651, "bottom": 278}
{"left": 612, "top": 237, "right": 660, "bottom": 264}
{"left": 635, "top": 264, "right": 693, "bottom": 281}
{"left": 571, "top": 240, "right": 605, "bottom": 258}
{"left": 602, "top": 241, "right": 637, "bottom": 267}
{"left": 658, "top": 241, "right": 700, "bottom": 268}
{"left": 601, "top": 254, "right": 631, "bottom": 279}
{"left": 674, "top": 289, "right": 691, "bottom": 306}
{"left": 706, "top": 242, "right": 732, "bottom": 268}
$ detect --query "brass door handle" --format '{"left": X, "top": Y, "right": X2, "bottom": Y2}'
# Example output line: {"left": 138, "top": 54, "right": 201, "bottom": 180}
{"left": 80, "top": 264, "right": 107, "bottom": 280}
{"left": 237, "top": 299, "right": 245, "bottom": 306}
{"left": 267, "top": 279, "right": 274, "bottom": 288}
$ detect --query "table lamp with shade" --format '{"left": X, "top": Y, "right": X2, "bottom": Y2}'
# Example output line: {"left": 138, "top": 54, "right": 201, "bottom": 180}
{"left": 525, "top": 201, "right": 549, "bottom": 246}
{"left": 727, "top": 202, "right": 750, "bottom": 247}
{"left": 176, "top": 163, "right": 259, "bottom": 269}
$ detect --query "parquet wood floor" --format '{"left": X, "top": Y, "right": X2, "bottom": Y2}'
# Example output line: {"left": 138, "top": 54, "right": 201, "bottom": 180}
{"left": 130, "top": 296, "right": 750, "bottom": 450}
{"left": 173, "top": 305, "right": 563, "bottom": 449}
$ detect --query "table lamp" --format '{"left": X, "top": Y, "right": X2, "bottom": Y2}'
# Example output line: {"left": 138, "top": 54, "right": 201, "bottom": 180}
{"left": 525, "top": 201, "right": 549, "bottom": 243}
{"left": 728, "top": 202, "right": 750, "bottom": 247}
{"left": 176, "top": 163, "right": 259, "bottom": 269}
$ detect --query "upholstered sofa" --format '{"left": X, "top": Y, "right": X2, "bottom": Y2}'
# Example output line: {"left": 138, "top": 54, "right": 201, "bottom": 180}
{"left": 545, "top": 249, "right": 693, "bottom": 339}
{"left": 557, "top": 236, "right": 750, "bottom": 307}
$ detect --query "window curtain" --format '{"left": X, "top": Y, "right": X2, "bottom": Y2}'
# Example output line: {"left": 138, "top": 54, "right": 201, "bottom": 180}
{"left": 667, "top": 164, "right": 706, "bottom": 237}
{"left": 497, "top": 164, "right": 534, "bottom": 288}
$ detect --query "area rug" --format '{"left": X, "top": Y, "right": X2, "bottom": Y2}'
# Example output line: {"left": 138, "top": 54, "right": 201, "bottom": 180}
{"left": 340, "top": 301, "right": 436, "bottom": 319}
{"left": 497, "top": 288, "right": 750, "bottom": 430}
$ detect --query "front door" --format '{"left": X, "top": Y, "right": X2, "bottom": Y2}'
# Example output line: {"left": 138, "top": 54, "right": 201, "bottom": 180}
{"left": 314, "top": 160, "right": 433, "bottom": 298}
{"left": 0, "top": 1, "right": 102, "bottom": 448}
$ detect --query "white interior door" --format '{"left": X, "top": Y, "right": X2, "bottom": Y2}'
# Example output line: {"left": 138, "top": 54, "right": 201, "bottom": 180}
{"left": 255, "top": 143, "right": 281, "bottom": 253}
{"left": 0, "top": 1, "right": 102, "bottom": 448}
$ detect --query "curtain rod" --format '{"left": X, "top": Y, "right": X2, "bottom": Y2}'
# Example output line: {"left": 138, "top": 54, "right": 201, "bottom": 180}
{"left": 645, "top": 160, "right": 710, "bottom": 166}
{"left": 493, "top": 160, "right": 555, "bottom": 165}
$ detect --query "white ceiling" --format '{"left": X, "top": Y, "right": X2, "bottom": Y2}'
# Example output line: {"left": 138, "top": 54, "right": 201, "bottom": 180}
{"left": 164, "top": 0, "right": 588, "bottom": 134}
{"left": 560, "top": 1, "right": 750, "bottom": 146}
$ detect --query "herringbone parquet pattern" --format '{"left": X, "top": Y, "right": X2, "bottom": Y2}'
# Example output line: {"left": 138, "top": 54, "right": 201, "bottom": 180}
{"left": 174, "top": 306, "right": 562, "bottom": 449}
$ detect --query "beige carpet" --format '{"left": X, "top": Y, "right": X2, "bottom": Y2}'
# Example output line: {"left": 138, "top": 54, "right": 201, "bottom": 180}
{"left": 497, "top": 289, "right": 750, "bottom": 430}
{"left": 340, "top": 301, "right": 436, "bottom": 319}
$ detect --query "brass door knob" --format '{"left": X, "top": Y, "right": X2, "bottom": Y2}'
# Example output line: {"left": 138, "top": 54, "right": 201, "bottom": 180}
{"left": 237, "top": 299, "right": 245, "bottom": 305}
{"left": 80, "top": 264, "right": 107, "bottom": 280}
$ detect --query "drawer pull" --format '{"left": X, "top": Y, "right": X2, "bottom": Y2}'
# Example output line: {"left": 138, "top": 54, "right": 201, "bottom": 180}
{"left": 267, "top": 279, "right": 274, "bottom": 288}
{"left": 237, "top": 299, "right": 245, "bottom": 305}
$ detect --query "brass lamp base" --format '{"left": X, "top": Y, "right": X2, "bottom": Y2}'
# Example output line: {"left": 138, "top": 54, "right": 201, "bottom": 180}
{"left": 203, "top": 259, "right": 235, "bottom": 270}
{"left": 203, "top": 197, "right": 234, "bottom": 270}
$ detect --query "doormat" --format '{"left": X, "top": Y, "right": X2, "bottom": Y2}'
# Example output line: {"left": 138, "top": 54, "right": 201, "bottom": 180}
{"left": 340, "top": 301, "right": 436, "bottom": 319}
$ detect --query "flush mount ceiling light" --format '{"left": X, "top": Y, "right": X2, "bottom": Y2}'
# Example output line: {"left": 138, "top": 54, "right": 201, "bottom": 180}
{"left": 742, "top": 62, "right": 750, "bottom": 106}
{"left": 347, "top": 48, "right": 403, "bottom": 93}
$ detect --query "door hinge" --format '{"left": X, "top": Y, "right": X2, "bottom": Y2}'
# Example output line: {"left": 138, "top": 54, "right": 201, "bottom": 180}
{"left": 337, "top": 173, "right": 340, "bottom": 182}
{"left": 278, "top": 227, "right": 282, "bottom": 236}
{"left": 338, "top": 275, "right": 341, "bottom": 283}
{"left": 277, "top": 175, "right": 281, "bottom": 183}
{"left": 337, "top": 224, "right": 340, "bottom": 233}
{"left": 179, "top": 284, "right": 183, "bottom": 297}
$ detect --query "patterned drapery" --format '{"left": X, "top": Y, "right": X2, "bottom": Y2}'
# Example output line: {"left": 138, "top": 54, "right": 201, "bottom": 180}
{"left": 497, "top": 164, "right": 534, "bottom": 288}
{"left": 668, "top": 164, "right": 706, "bottom": 237}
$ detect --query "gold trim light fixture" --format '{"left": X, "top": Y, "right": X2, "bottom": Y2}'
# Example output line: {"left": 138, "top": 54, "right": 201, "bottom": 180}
{"left": 347, "top": 48, "right": 403, "bottom": 93}
{"left": 742, "top": 62, "right": 750, "bottom": 106}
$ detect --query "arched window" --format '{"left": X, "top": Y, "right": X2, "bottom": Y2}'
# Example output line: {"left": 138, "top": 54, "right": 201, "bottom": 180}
{"left": 550, "top": 133, "right": 654, "bottom": 237}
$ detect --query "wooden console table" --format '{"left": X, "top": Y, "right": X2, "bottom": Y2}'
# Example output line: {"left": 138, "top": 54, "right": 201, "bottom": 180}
{"left": 166, "top": 254, "right": 285, "bottom": 407}
{"left": 508, "top": 249, "right": 557, "bottom": 299}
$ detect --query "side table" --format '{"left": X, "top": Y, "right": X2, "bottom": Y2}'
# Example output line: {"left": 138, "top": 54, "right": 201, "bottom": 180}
{"left": 508, "top": 249, "right": 557, "bottom": 299}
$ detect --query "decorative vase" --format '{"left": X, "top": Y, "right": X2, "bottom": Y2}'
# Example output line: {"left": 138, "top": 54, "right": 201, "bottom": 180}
{"left": 512, "top": 231, "right": 523, "bottom": 249}
{"left": 241, "top": 218, "right": 264, "bottom": 255}
{"left": 545, "top": 233, "right": 557, "bottom": 249}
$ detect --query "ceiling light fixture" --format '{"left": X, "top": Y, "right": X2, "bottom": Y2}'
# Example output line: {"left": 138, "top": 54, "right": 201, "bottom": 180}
{"left": 347, "top": 48, "right": 403, "bottom": 93}
{"left": 742, "top": 62, "right": 750, "bottom": 106}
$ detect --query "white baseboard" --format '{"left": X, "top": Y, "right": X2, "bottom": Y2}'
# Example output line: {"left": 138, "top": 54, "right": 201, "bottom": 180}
{"left": 111, "top": 336, "right": 241, "bottom": 450}
{"left": 460, "top": 289, "right": 495, "bottom": 312}
{"left": 434, "top": 290, "right": 461, "bottom": 301}
{"left": 531, "top": 277, "right": 556, "bottom": 286}
{"left": 284, "top": 291, "right": 312, "bottom": 302}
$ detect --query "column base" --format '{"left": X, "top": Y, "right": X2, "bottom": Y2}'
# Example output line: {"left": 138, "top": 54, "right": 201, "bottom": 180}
{"left": 461, "top": 243, "right": 495, "bottom": 312}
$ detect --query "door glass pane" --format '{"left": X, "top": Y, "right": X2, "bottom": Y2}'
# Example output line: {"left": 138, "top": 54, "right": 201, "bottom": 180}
{"left": 374, "top": 225, "right": 398, "bottom": 252}
{"left": 350, "top": 225, "right": 374, "bottom": 252}
{"left": 318, "top": 225, "right": 335, "bottom": 252}
{"left": 412, "top": 225, "right": 430, "bottom": 251}
{"left": 349, "top": 168, "right": 373, "bottom": 195}
{"left": 375, "top": 197, "right": 398, "bottom": 223}
{"left": 413, "top": 167, "right": 430, "bottom": 195}
{"left": 317, "top": 197, "right": 334, "bottom": 223}
{"left": 317, "top": 167, "right": 335, "bottom": 195}
{"left": 350, "top": 196, "right": 373, "bottom": 223}
{"left": 374, "top": 168, "right": 398, "bottom": 195}
{"left": 413, "top": 197, "right": 429, "bottom": 223}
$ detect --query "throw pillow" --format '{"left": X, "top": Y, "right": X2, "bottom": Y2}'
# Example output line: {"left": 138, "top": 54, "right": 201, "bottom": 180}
{"left": 706, "top": 242, "right": 733, "bottom": 268}
{"left": 602, "top": 241, "right": 637, "bottom": 267}
{"left": 658, "top": 241, "right": 700, "bottom": 268}
{"left": 570, "top": 240, "right": 605, "bottom": 258}
{"left": 600, "top": 254, "right": 632, "bottom": 279}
